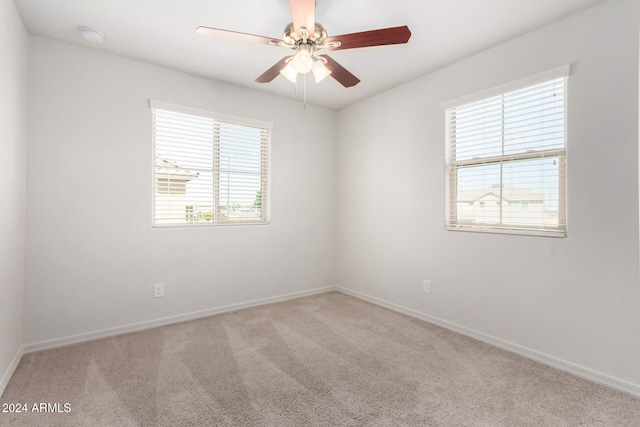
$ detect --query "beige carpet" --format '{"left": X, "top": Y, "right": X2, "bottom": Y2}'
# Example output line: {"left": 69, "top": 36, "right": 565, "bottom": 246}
{"left": 1, "top": 292, "right": 639, "bottom": 426}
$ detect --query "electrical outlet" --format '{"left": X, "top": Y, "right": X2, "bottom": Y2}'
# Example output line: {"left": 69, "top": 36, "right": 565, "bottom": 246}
{"left": 423, "top": 279, "right": 431, "bottom": 294}
{"left": 154, "top": 283, "right": 164, "bottom": 298}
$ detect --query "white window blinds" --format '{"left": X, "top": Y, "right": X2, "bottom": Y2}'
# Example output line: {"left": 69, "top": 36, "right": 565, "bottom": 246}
{"left": 151, "top": 101, "right": 271, "bottom": 226}
{"left": 444, "top": 70, "right": 568, "bottom": 237}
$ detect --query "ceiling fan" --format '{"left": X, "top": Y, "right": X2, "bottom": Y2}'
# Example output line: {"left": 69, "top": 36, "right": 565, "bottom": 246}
{"left": 196, "top": 0, "right": 411, "bottom": 88}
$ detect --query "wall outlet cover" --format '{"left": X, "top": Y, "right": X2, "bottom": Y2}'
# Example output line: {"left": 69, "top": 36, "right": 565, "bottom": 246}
{"left": 423, "top": 279, "right": 431, "bottom": 294}
{"left": 154, "top": 283, "right": 164, "bottom": 298}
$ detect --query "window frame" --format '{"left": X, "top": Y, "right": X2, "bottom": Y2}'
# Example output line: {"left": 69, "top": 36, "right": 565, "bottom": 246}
{"left": 150, "top": 100, "right": 272, "bottom": 228}
{"left": 442, "top": 65, "right": 569, "bottom": 238}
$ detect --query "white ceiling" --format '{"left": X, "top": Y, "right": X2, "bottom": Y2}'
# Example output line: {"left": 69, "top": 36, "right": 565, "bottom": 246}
{"left": 14, "top": 0, "right": 606, "bottom": 110}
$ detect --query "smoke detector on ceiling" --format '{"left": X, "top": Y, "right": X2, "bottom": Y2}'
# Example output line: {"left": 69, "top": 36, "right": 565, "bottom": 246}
{"left": 79, "top": 27, "right": 104, "bottom": 43}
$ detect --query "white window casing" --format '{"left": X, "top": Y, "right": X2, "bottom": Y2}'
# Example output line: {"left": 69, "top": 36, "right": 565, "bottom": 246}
{"left": 442, "top": 66, "right": 569, "bottom": 237}
{"left": 150, "top": 100, "right": 272, "bottom": 227}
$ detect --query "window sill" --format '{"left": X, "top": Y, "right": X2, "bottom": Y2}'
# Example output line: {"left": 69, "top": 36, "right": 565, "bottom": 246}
{"left": 153, "top": 221, "right": 270, "bottom": 229}
{"left": 446, "top": 225, "right": 566, "bottom": 238}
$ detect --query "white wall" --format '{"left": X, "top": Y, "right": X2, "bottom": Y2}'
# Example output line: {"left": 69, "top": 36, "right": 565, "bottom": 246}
{"left": 0, "top": 0, "right": 28, "bottom": 394}
{"left": 23, "top": 37, "right": 337, "bottom": 344}
{"left": 337, "top": 0, "right": 640, "bottom": 389}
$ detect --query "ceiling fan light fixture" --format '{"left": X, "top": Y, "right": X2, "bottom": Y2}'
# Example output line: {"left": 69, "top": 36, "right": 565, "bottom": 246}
{"left": 312, "top": 60, "right": 331, "bottom": 83}
{"left": 279, "top": 62, "right": 298, "bottom": 83}
{"left": 292, "top": 45, "right": 314, "bottom": 74}
{"left": 198, "top": 1, "right": 411, "bottom": 91}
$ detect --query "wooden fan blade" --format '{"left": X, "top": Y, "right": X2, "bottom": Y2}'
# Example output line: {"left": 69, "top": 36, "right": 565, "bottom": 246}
{"left": 255, "top": 57, "right": 292, "bottom": 83}
{"left": 289, "top": 0, "right": 315, "bottom": 38}
{"left": 325, "top": 25, "right": 411, "bottom": 50}
{"left": 196, "top": 26, "right": 282, "bottom": 45}
{"left": 319, "top": 55, "right": 360, "bottom": 88}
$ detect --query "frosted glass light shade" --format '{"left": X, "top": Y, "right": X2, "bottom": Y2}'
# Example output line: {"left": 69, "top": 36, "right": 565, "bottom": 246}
{"left": 312, "top": 61, "right": 331, "bottom": 83}
{"left": 292, "top": 50, "right": 313, "bottom": 74}
{"left": 279, "top": 62, "right": 298, "bottom": 83}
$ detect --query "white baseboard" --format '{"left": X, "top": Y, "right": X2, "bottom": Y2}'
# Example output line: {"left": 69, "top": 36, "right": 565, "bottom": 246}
{"left": 24, "top": 286, "right": 338, "bottom": 353}
{"left": 336, "top": 286, "right": 640, "bottom": 398}
{"left": 0, "top": 346, "right": 24, "bottom": 398}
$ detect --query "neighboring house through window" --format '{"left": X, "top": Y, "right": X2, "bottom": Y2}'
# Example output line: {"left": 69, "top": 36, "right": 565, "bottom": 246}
{"left": 443, "top": 65, "right": 569, "bottom": 237}
{"left": 151, "top": 100, "right": 271, "bottom": 227}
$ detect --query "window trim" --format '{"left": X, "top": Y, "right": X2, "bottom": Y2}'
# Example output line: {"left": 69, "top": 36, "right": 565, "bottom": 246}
{"left": 150, "top": 100, "right": 272, "bottom": 228}
{"left": 150, "top": 100, "right": 273, "bottom": 131}
{"left": 440, "top": 64, "right": 570, "bottom": 111}
{"left": 442, "top": 66, "right": 570, "bottom": 238}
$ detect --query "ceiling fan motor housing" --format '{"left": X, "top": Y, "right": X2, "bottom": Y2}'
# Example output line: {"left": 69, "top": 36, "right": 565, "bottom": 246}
{"left": 283, "top": 22, "right": 327, "bottom": 47}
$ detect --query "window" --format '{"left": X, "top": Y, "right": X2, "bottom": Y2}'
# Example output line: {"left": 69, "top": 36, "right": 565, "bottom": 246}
{"left": 443, "top": 66, "right": 568, "bottom": 237}
{"left": 151, "top": 101, "right": 271, "bottom": 226}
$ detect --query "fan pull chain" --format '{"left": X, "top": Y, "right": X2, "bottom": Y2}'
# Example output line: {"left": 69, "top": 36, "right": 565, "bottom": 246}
{"left": 303, "top": 73, "right": 307, "bottom": 109}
